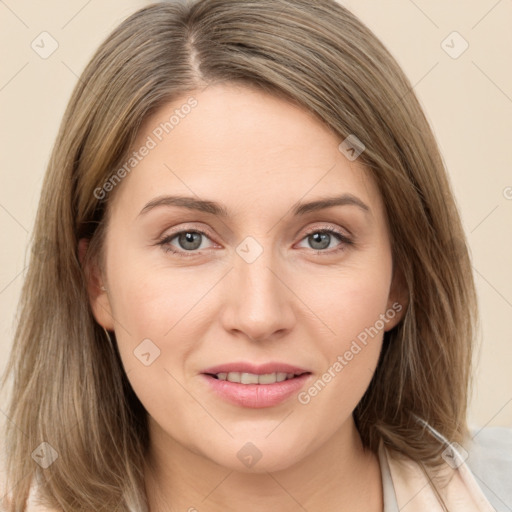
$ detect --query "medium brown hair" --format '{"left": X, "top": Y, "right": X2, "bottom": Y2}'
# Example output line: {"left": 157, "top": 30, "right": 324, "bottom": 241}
{"left": 1, "top": 1, "right": 478, "bottom": 510}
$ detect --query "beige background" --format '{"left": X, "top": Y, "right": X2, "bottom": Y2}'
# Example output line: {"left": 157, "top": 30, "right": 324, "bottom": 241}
{"left": 1, "top": 0, "right": 511, "bottom": 430}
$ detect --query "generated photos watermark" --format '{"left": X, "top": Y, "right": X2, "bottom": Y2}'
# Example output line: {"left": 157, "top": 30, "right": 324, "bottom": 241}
{"left": 297, "top": 301, "right": 403, "bottom": 405}
{"left": 94, "top": 96, "right": 198, "bottom": 200}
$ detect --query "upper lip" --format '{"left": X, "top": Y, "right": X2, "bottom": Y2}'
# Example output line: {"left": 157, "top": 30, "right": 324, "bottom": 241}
{"left": 202, "top": 362, "right": 310, "bottom": 375}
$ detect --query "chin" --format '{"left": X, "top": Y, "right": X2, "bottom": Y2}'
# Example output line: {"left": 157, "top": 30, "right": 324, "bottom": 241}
{"left": 202, "top": 436, "right": 309, "bottom": 474}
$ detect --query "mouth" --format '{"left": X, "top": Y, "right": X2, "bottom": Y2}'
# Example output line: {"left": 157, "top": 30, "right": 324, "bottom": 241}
{"left": 205, "top": 371, "right": 310, "bottom": 384}
{"left": 200, "top": 363, "right": 312, "bottom": 408}
{"left": 202, "top": 361, "right": 313, "bottom": 408}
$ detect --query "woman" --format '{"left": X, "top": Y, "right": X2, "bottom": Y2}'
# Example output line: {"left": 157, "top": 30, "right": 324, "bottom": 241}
{"left": 1, "top": 1, "right": 509, "bottom": 510}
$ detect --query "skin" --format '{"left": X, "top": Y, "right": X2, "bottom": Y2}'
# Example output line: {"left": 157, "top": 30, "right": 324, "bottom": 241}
{"left": 81, "top": 83, "right": 407, "bottom": 512}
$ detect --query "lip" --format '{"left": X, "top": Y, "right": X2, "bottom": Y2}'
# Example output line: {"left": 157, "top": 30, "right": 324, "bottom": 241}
{"left": 201, "top": 361, "right": 310, "bottom": 375}
{"left": 201, "top": 373, "right": 312, "bottom": 408}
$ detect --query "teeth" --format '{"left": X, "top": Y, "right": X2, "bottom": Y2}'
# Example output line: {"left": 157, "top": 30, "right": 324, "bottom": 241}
{"left": 215, "top": 372, "right": 298, "bottom": 384}
{"left": 240, "top": 372, "right": 259, "bottom": 384}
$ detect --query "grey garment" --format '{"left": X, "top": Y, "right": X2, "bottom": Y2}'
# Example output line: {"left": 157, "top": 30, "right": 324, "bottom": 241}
{"left": 378, "top": 442, "right": 400, "bottom": 512}
{"left": 377, "top": 426, "right": 512, "bottom": 512}
{"left": 466, "top": 426, "right": 512, "bottom": 512}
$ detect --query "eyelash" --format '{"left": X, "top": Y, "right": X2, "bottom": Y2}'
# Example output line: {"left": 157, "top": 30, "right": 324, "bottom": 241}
{"left": 157, "top": 224, "right": 353, "bottom": 257}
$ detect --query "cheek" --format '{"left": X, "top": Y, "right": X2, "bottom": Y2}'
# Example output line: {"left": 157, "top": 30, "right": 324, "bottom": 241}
{"left": 109, "top": 275, "right": 202, "bottom": 379}
{"left": 296, "top": 261, "right": 392, "bottom": 410}
{"left": 104, "top": 256, "right": 226, "bottom": 427}
{"left": 106, "top": 245, "right": 210, "bottom": 338}
{"left": 107, "top": 268, "right": 201, "bottom": 427}
{"left": 332, "top": 275, "right": 391, "bottom": 343}
{"left": 302, "top": 252, "right": 392, "bottom": 346}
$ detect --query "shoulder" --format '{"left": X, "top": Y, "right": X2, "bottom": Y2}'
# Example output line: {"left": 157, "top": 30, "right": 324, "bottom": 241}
{"left": 466, "top": 425, "right": 512, "bottom": 511}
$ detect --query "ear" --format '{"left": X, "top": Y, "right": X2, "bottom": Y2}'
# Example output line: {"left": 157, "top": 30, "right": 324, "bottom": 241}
{"left": 78, "top": 237, "right": 115, "bottom": 330}
{"left": 384, "top": 263, "right": 409, "bottom": 332}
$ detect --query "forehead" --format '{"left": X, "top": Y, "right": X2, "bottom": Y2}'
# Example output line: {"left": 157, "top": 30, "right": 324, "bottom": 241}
{"left": 110, "top": 83, "right": 384, "bottom": 222}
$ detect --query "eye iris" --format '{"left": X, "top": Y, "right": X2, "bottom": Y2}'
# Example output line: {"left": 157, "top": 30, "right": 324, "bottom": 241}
{"left": 178, "top": 232, "right": 202, "bottom": 250}
{"left": 309, "top": 232, "right": 330, "bottom": 250}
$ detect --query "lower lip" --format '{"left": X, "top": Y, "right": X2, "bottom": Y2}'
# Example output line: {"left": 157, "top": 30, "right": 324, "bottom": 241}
{"left": 201, "top": 373, "right": 312, "bottom": 408}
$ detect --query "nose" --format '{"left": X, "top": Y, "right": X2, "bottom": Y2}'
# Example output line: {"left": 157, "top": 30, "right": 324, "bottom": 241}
{"left": 219, "top": 245, "right": 296, "bottom": 343}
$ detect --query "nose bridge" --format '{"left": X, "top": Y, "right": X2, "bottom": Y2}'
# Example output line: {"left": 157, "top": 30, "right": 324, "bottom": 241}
{"left": 222, "top": 234, "right": 295, "bottom": 341}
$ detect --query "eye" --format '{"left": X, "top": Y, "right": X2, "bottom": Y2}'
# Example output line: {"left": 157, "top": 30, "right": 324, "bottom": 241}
{"left": 157, "top": 228, "right": 216, "bottom": 257}
{"left": 296, "top": 225, "right": 353, "bottom": 254}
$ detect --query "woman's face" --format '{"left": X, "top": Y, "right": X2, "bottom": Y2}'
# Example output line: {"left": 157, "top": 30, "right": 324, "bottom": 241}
{"left": 86, "top": 83, "right": 405, "bottom": 473}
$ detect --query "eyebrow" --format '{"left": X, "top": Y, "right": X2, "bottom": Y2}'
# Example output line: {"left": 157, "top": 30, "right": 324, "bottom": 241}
{"left": 138, "top": 193, "right": 371, "bottom": 218}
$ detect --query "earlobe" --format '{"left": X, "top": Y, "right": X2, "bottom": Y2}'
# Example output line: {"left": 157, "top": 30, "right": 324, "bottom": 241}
{"left": 78, "top": 237, "right": 115, "bottom": 330}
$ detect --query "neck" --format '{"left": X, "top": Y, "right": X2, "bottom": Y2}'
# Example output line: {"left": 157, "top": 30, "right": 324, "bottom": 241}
{"left": 144, "top": 417, "right": 383, "bottom": 512}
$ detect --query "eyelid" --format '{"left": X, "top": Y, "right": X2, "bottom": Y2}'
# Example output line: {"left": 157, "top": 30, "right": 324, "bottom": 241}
{"left": 300, "top": 222, "right": 351, "bottom": 238}
{"left": 158, "top": 223, "right": 217, "bottom": 242}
